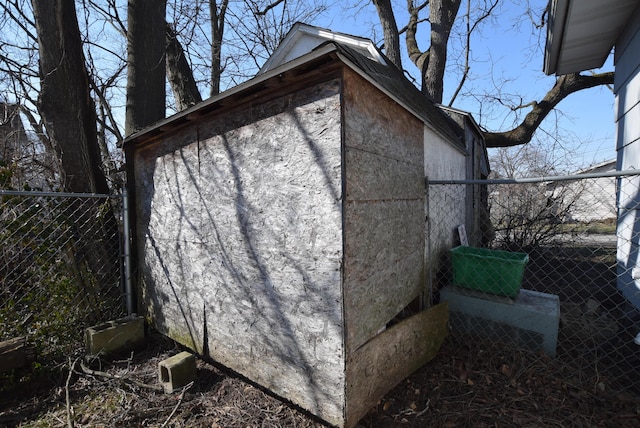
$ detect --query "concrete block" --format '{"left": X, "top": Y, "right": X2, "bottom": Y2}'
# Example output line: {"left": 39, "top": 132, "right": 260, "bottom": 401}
{"left": 440, "top": 286, "right": 560, "bottom": 357}
{"left": 85, "top": 315, "right": 145, "bottom": 356}
{"left": 159, "top": 351, "right": 197, "bottom": 393}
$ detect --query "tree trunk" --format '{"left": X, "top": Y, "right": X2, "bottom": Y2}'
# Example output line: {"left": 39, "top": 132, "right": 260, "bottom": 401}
{"left": 32, "top": 0, "right": 109, "bottom": 194}
{"left": 210, "top": 0, "right": 228, "bottom": 96}
{"left": 166, "top": 23, "right": 202, "bottom": 111}
{"left": 32, "top": 0, "right": 121, "bottom": 299}
{"left": 372, "top": 0, "right": 402, "bottom": 69}
{"left": 125, "top": 0, "right": 166, "bottom": 135}
{"left": 424, "top": 0, "right": 462, "bottom": 103}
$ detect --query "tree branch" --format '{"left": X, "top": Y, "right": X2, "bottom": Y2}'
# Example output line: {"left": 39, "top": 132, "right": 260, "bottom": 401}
{"left": 449, "top": 0, "right": 499, "bottom": 105}
{"left": 484, "top": 72, "right": 615, "bottom": 147}
{"left": 255, "top": 0, "right": 285, "bottom": 16}
{"left": 372, "top": 0, "right": 402, "bottom": 69}
{"left": 406, "top": 0, "right": 430, "bottom": 77}
{"left": 79, "top": 360, "right": 164, "bottom": 392}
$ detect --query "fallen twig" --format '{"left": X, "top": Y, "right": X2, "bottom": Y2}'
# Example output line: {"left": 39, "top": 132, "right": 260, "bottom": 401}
{"left": 79, "top": 360, "right": 163, "bottom": 392}
{"left": 66, "top": 357, "right": 79, "bottom": 428}
{"left": 161, "top": 381, "right": 194, "bottom": 428}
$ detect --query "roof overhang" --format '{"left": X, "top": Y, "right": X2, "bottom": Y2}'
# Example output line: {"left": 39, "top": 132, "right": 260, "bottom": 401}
{"left": 124, "top": 42, "right": 463, "bottom": 150}
{"left": 544, "top": 0, "right": 640, "bottom": 75}
{"left": 123, "top": 43, "right": 343, "bottom": 147}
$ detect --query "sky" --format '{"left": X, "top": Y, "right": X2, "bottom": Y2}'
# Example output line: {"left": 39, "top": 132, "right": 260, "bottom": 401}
{"left": 2, "top": 0, "right": 616, "bottom": 173}
{"left": 313, "top": 0, "right": 617, "bottom": 171}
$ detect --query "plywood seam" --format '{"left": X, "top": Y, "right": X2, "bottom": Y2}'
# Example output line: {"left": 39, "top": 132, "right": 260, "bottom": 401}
{"left": 345, "top": 144, "right": 423, "bottom": 166}
{"left": 344, "top": 198, "right": 423, "bottom": 203}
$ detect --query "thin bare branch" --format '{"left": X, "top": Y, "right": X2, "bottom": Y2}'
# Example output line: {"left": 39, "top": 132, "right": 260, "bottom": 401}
{"left": 255, "top": 0, "right": 286, "bottom": 16}
{"left": 0, "top": 1, "right": 37, "bottom": 42}
{"left": 449, "top": 0, "right": 498, "bottom": 106}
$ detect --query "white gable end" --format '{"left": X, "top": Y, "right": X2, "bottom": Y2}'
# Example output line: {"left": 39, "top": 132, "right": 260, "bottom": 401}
{"left": 259, "top": 22, "right": 385, "bottom": 74}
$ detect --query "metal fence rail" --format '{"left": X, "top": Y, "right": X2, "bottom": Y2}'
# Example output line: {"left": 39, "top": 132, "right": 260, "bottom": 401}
{"left": 427, "top": 171, "right": 640, "bottom": 394}
{"left": 0, "top": 191, "right": 126, "bottom": 362}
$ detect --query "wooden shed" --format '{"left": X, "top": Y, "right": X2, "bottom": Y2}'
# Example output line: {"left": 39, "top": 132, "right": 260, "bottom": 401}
{"left": 124, "top": 27, "right": 473, "bottom": 427}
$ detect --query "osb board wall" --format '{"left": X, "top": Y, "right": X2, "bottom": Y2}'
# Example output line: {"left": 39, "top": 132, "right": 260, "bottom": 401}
{"left": 345, "top": 302, "right": 449, "bottom": 427}
{"left": 133, "top": 79, "right": 346, "bottom": 425}
{"left": 342, "top": 68, "right": 425, "bottom": 352}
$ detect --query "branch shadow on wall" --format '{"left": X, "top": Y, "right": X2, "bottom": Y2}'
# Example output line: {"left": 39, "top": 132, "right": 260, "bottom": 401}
{"left": 136, "top": 82, "right": 345, "bottom": 421}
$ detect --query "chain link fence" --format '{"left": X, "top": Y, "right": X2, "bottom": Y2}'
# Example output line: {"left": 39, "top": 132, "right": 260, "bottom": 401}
{"left": 427, "top": 171, "right": 640, "bottom": 394}
{"left": 0, "top": 191, "right": 127, "bottom": 367}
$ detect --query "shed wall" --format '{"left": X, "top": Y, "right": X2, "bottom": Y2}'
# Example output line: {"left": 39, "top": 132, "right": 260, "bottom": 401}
{"left": 425, "top": 131, "right": 467, "bottom": 288}
{"left": 615, "top": 9, "right": 640, "bottom": 310}
{"left": 134, "top": 79, "right": 347, "bottom": 424}
{"left": 341, "top": 68, "right": 426, "bottom": 352}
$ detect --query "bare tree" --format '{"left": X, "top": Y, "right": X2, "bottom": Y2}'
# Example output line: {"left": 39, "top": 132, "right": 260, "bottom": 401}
{"left": 489, "top": 142, "right": 587, "bottom": 249}
{"left": 125, "top": 0, "right": 167, "bottom": 135}
{"left": 166, "top": 22, "right": 203, "bottom": 110}
{"left": 31, "top": 0, "right": 120, "bottom": 294}
{"left": 370, "top": 0, "right": 614, "bottom": 148}
{"left": 163, "top": 0, "right": 328, "bottom": 107}
{"left": 210, "top": 0, "right": 229, "bottom": 96}
{"left": 483, "top": 72, "right": 614, "bottom": 148}
{"left": 372, "top": 0, "right": 402, "bottom": 69}
{"left": 32, "top": 0, "right": 109, "bottom": 194}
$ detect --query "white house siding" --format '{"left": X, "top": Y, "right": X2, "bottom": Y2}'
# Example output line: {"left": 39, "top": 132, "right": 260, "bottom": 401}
{"left": 568, "top": 178, "right": 617, "bottom": 222}
{"left": 424, "top": 130, "right": 467, "bottom": 285}
{"left": 553, "top": 162, "right": 617, "bottom": 223}
{"left": 615, "top": 6, "right": 640, "bottom": 310}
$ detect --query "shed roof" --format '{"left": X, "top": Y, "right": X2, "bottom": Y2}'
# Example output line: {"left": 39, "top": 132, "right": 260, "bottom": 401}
{"left": 544, "top": 0, "right": 640, "bottom": 75}
{"left": 124, "top": 40, "right": 463, "bottom": 150}
{"left": 327, "top": 41, "right": 463, "bottom": 146}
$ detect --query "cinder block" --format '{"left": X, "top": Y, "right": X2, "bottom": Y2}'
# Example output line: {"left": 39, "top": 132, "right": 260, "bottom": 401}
{"left": 85, "top": 315, "right": 145, "bottom": 356}
{"left": 440, "top": 286, "right": 560, "bottom": 357}
{"left": 159, "top": 351, "right": 197, "bottom": 393}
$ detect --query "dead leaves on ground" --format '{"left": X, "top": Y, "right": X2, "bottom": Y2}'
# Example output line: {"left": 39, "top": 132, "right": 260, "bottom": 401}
{"left": 361, "top": 337, "right": 640, "bottom": 427}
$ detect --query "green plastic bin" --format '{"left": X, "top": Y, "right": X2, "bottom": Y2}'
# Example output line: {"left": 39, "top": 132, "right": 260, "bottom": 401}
{"left": 449, "top": 246, "right": 529, "bottom": 298}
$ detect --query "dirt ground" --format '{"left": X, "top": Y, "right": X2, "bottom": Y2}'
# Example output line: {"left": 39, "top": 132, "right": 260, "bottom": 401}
{"left": 1, "top": 328, "right": 639, "bottom": 428}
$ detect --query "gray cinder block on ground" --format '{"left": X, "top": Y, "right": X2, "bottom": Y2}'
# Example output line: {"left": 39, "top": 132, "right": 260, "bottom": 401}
{"left": 84, "top": 315, "right": 145, "bottom": 356}
{"left": 159, "top": 351, "right": 197, "bottom": 393}
{"left": 441, "top": 286, "right": 560, "bottom": 357}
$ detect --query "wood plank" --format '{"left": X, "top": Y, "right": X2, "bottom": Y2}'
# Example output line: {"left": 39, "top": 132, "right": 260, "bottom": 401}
{"left": 344, "top": 147, "right": 423, "bottom": 201}
{"left": 342, "top": 67, "right": 427, "bottom": 352}
{"left": 345, "top": 303, "right": 449, "bottom": 428}
{"left": 344, "top": 199, "right": 425, "bottom": 350}
{"left": 0, "top": 337, "right": 35, "bottom": 372}
{"left": 343, "top": 68, "right": 423, "bottom": 169}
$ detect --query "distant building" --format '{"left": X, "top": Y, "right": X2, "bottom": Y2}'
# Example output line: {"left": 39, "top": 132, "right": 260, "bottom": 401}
{"left": 547, "top": 160, "right": 617, "bottom": 223}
